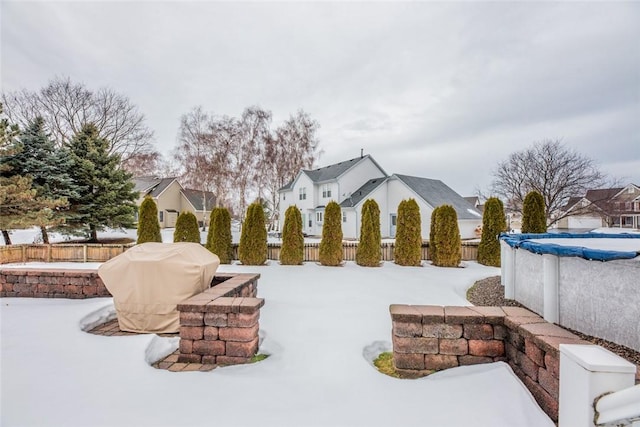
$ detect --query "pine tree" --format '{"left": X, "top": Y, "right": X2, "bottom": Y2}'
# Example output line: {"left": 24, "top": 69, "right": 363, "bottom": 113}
{"left": 206, "top": 207, "right": 233, "bottom": 263}
{"left": 394, "top": 199, "right": 422, "bottom": 266}
{"left": 137, "top": 196, "right": 162, "bottom": 244}
{"left": 356, "top": 199, "right": 381, "bottom": 267}
{"left": 280, "top": 205, "right": 304, "bottom": 265}
{"left": 522, "top": 190, "right": 547, "bottom": 233}
{"left": 66, "top": 124, "right": 137, "bottom": 242}
{"left": 5, "top": 118, "right": 79, "bottom": 243}
{"left": 238, "top": 202, "right": 267, "bottom": 265}
{"left": 477, "top": 197, "right": 506, "bottom": 267}
{"left": 173, "top": 211, "right": 201, "bottom": 243}
{"left": 319, "top": 201, "right": 343, "bottom": 266}
{"left": 432, "top": 205, "right": 461, "bottom": 267}
{"left": 428, "top": 206, "right": 440, "bottom": 264}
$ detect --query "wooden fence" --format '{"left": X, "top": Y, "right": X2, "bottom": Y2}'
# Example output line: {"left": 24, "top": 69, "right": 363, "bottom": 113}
{"left": 1, "top": 241, "right": 479, "bottom": 264}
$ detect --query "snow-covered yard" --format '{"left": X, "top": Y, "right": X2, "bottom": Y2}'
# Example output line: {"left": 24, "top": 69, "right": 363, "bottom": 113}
{"left": 1, "top": 260, "right": 553, "bottom": 426}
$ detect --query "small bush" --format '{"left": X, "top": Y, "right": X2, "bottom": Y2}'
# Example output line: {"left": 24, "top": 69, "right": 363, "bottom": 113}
{"left": 136, "top": 196, "right": 162, "bottom": 244}
{"left": 428, "top": 206, "right": 440, "bottom": 264}
{"left": 432, "top": 205, "right": 461, "bottom": 267}
{"left": 238, "top": 202, "right": 267, "bottom": 265}
{"left": 394, "top": 199, "right": 422, "bottom": 266}
{"left": 173, "top": 211, "right": 201, "bottom": 243}
{"left": 319, "top": 201, "right": 343, "bottom": 266}
{"left": 521, "top": 190, "right": 547, "bottom": 233}
{"left": 280, "top": 205, "right": 304, "bottom": 265}
{"left": 356, "top": 199, "right": 381, "bottom": 267}
{"left": 206, "top": 207, "right": 233, "bottom": 263}
{"left": 373, "top": 352, "right": 400, "bottom": 378}
{"left": 477, "top": 197, "right": 507, "bottom": 267}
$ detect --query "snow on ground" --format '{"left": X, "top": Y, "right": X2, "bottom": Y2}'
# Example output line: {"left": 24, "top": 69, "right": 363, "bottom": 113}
{"left": 1, "top": 260, "right": 554, "bottom": 427}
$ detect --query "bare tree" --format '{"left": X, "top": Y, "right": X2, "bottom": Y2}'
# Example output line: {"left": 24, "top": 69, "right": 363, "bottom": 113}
{"left": 490, "top": 139, "right": 608, "bottom": 226}
{"left": 121, "top": 151, "right": 163, "bottom": 177}
{"left": 2, "top": 76, "right": 156, "bottom": 162}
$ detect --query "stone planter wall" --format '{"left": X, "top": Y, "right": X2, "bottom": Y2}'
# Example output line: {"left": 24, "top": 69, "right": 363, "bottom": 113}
{"left": 177, "top": 273, "right": 263, "bottom": 365}
{"left": 0, "top": 269, "right": 110, "bottom": 298}
{"left": 390, "top": 304, "right": 597, "bottom": 422}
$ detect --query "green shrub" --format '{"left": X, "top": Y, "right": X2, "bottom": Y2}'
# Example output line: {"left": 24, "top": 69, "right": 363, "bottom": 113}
{"left": 238, "top": 202, "right": 267, "bottom": 265}
{"left": 477, "top": 197, "right": 506, "bottom": 267}
{"left": 521, "top": 190, "right": 547, "bottom": 233}
{"left": 394, "top": 199, "right": 422, "bottom": 266}
{"left": 432, "top": 205, "right": 461, "bottom": 267}
{"left": 356, "top": 199, "right": 381, "bottom": 267}
{"left": 280, "top": 205, "right": 304, "bottom": 265}
{"left": 319, "top": 201, "right": 343, "bottom": 266}
{"left": 428, "top": 206, "right": 440, "bottom": 264}
{"left": 173, "top": 211, "right": 201, "bottom": 243}
{"left": 206, "top": 207, "right": 233, "bottom": 263}
{"left": 136, "top": 196, "right": 162, "bottom": 244}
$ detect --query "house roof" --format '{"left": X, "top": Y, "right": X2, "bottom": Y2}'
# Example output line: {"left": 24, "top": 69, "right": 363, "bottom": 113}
{"left": 182, "top": 188, "right": 217, "bottom": 211}
{"left": 133, "top": 177, "right": 178, "bottom": 197}
{"left": 393, "top": 174, "right": 482, "bottom": 220}
{"left": 340, "top": 177, "right": 387, "bottom": 208}
{"left": 560, "top": 196, "right": 584, "bottom": 211}
{"left": 279, "top": 154, "right": 388, "bottom": 191}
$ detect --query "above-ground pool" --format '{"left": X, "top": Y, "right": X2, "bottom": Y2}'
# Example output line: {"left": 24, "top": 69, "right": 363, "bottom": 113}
{"left": 500, "top": 233, "right": 640, "bottom": 352}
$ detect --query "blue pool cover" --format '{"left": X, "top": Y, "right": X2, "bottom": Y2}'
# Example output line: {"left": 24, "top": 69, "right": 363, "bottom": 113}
{"left": 499, "top": 233, "right": 640, "bottom": 261}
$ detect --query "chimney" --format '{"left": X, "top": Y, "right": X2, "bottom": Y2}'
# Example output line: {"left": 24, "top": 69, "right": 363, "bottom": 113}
{"left": 360, "top": 148, "right": 363, "bottom": 158}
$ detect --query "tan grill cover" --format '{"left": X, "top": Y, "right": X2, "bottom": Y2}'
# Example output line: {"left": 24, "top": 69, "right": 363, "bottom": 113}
{"left": 98, "top": 242, "right": 219, "bottom": 333}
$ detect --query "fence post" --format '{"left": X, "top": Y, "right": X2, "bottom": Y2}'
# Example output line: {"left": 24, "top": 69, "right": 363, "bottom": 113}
{"left": 559, "top": 344, "right": 636, "bottom": 427}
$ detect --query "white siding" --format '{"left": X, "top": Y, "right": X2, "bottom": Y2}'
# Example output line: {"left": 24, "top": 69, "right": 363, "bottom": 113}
{"left": 335, "top": 158, "right": 386, "bottom": 203}
{"left": 279, "top": 174, "right": 315, "bottom": 234}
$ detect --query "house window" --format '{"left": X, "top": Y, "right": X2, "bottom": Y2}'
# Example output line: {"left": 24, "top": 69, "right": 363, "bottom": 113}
{"left": 322, "top": 184, "right": 331, "bottom": 198}
{"left": 299, "top": 187, "right": 306, "bottom": 200}
{"left": 159, "top": 211, "right": 164, "bottom": 222}
{"left": 316, "top": 212, "right": 323, "bottom": 223}
{"left": 342, "top": 212, "right": 347, "bottom": 223}
{"left": 625, "top": 202, "right": 632, "bottom": 211}
{"left": 634, "top": 202, "right": 640, "bottom": 212}
{"left": 622, "top": 216, "right": 634, "bottom": 227}
{"left": 283, "top": 193, "right": 286, "bottom": 200}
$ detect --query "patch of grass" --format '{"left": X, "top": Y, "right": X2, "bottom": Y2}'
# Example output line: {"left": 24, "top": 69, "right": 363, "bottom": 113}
{"left": 373, "top": 352, "right": 400, "bottom": 378}
{"left": 251, "top": 354, "right": 269, "bottom": 363}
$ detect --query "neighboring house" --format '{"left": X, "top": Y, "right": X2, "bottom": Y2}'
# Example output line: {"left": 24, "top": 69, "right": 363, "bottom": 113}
{"left": 278, "top": 155, "right": 482, "bottom": 240}
{"left": 464, "top": 196, "right": 484, "bottom": 214}
{"left": 133, "top": 177, "right": 216, "bottom": 228}
{"left": 556, "top": 184, "right": 640, "bottom": 229}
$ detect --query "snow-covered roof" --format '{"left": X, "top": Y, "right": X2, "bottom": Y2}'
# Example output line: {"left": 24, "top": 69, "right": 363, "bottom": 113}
{"left": 340, "top": 177, "right": 387, "bottom": 208}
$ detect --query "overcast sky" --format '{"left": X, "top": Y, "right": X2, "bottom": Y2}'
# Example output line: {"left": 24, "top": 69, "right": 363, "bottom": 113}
{"left": 2, "top": 1, "right": 639, "bottom": 196}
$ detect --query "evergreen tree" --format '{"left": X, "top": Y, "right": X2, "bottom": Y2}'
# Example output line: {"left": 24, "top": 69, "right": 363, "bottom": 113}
{"left": 522, "top": 190, "right": 547, "bottom": 233}
{"left": 319, "top": 201, "right": 343, "bottom": 266}
{"left": 66, "top": 124, "right": 137, "bottom": 242}
{"left": 477, "top": 197, "right": 506, "bottom": 267}
{"left": 238, "top": 202, "right": 267, "bottom": 265}
{"left": 432, "top": 205, "right": 461, "bottom": 267}
{"left": 280, "top": 205, "right": 304, "bottom": 265}
{"left": 5, "top": 118, "right": 78, "bottom": 243}
{"left": 428, "top": 206, "right": 440, "bottom": 264}
{"left": 173, "top": 211, "right": 201, "bottom": 243}
{"left": 206, "top": 207, "right": 233, "bottom": 263}
{"left": 356, "top": 199, "right": 381, "bottom": 267}
{"left": 137, "top": 196, "right": 162, "bottom": 244}
{"left": 394, "top": 199, "right": 422, "bottom": 266}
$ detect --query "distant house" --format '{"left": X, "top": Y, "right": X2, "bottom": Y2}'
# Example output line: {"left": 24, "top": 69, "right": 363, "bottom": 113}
{"left": 133, "top": 177, "right": 216, "bottom": 228}
{"left": 278, "top": 155, "right": 482, "bottom": 240}
{"left": 556, "top": 184, "right": 640, "bottom": 229}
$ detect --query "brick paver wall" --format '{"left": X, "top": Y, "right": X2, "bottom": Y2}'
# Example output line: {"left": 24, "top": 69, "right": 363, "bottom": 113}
{"left": 0, "top": 269, "right": 110, "bottom": 298}
{"left": 390, "top": 304, "right": 594, "bottom": 422}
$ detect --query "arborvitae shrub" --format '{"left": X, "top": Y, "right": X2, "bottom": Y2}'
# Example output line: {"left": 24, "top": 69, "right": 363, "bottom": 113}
{"left": 394, "top": 199, "right": 422, "bottom": 266}
{"left": 238, "top": 202, "right": 267, "bottom": 265}
{"left": 206, "top": 207, "right": 233, "bottom": 263}
{"left": 522, "top": 190, "right": 547, "bottom": 233}
{"left": 356, "top": 199, "right": 381, "bottom": 267}
{"left": 137, "top": 196, "right": 162, "bottom": 244}
{"left": 280, "top": 205, "right": 304, "bottom": 265}
{"left": 432, "top": 205, "right": 461, "bottom": 267}
{"left": 173, "top": 211, "right": 201, "bottom": 243}
{"left": 319, "top": 201, "right": 343, "bottom": 266}
{"left": 428, "top": 206, "right": 440, "bottom": 264}
{"left": 477, "top": 197, "right": 506, "bottom": 267}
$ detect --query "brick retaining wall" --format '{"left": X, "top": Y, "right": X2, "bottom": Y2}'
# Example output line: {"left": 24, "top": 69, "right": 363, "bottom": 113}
{"left": 0, "top": 269, "right": 110, "bottom": 298}
{"left": 390, "top": 304, "right": 596, "bottom": 422}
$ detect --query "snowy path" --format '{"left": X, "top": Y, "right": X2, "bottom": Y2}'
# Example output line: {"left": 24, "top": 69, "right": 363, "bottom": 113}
{"left": 0, "top": 261, "right": 554, "bottom": 427}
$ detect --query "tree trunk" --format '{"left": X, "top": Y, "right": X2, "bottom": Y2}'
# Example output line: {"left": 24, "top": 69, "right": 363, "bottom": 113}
{"left": 89, "top": 225, "right": 99, "bottom": 243}
{"left": 1, "top": 230, "right": 12, "bottom": 245}
{"left": 40, "top": 226, "right": 50, "bottom": 244}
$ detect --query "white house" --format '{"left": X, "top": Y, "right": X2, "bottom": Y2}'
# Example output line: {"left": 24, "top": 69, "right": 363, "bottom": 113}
{"left": 278, "top": 155, "right": 482, "bottom": 240}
